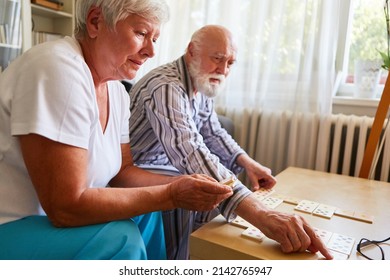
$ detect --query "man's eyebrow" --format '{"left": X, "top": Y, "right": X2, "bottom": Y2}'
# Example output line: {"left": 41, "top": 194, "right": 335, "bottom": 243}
{"left": 211, "top": 52, "right": 237, "bottom": 64}
{"left": 213, "top": 52, "right": 235, "bottom": 59}
{"left": 211, "top": 52, "right": 225, "bottom": 58}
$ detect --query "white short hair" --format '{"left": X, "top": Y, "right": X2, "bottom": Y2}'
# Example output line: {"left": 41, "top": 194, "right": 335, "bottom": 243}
{"left": 74, "top": 0, "right": 169, "bottom": 39}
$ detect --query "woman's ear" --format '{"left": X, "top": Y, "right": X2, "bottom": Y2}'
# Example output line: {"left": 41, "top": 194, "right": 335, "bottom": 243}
{"left": 85, "top": 6, "right": 102, "bottom": 38}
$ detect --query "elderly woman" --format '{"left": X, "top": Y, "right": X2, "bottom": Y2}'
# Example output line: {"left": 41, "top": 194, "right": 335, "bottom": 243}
{"left": 0, "top": 0, "right": 233, "bottom": 260}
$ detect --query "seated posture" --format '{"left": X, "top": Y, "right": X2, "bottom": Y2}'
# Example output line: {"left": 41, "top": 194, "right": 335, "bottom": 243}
{"left": 129, "top": 25, "right": 333, "bottom": 260}
{"left": 0, "top": 1, "right": 234, "bottom": 260}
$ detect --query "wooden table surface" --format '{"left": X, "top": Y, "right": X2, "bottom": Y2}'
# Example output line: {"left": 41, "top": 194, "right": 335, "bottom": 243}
{"left": 190, "top": 167, "right": 390, "bottom": 260}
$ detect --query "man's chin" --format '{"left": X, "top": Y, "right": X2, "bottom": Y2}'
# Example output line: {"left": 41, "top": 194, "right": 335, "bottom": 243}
{"left": 196, "top": 79, "right": 225, "bottom": 98}
{"left": 202, "top": 86, "right": 220, "bottom": 98}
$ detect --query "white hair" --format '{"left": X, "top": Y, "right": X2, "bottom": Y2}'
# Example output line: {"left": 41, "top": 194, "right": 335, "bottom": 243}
{"left": 74, "top": 0, "right": 169, "bottom": 39}
{"left": 187, "top": 25, "right": 233, "bottom": 55}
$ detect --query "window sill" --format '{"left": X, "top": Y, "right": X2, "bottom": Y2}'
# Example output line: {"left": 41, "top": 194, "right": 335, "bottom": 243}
{"left": 333, "top": 80, "right": 384, "bottom": 117}
{"left": 332, "top": 96, "right": 380, "bottom": 117}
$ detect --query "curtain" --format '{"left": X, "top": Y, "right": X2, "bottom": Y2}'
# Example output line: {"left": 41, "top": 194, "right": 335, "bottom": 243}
{"left": 134, "top": 0, "right": 342, "bottom": 115}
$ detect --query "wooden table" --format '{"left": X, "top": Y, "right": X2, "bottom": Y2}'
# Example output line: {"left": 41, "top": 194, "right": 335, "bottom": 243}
{"left": 190, "top": 167, "right": 390, "bottom": 260}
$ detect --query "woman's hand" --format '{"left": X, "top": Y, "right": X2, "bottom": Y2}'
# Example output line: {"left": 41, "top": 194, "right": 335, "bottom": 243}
{"left": 169, "top": 174, "right": 233, "bottom": 211}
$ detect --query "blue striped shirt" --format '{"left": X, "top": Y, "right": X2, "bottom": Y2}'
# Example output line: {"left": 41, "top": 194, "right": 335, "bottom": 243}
{"left": 129, "top": 56, "right": 251, "bottom": 222}
{"left": 130, "top": 56, "right": 251, "bottom": 225}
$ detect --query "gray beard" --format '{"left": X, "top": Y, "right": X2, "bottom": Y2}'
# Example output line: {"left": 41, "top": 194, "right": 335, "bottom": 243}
{"left": 188, "top": 62, "right": 226, "bottom": 98}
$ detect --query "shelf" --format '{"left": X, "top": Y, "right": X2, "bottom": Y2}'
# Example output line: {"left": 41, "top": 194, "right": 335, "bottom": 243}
{"left": 1, "top": 0, "right": 75, "bottom": 67}
{"left": 31, "top": 3, "right": 72, "bottom": 18}
{"left": 30, "top": 1, "right": 74, "bottom": 40}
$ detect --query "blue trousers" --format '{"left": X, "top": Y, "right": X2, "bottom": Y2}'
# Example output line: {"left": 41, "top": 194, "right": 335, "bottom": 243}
{"left": 0, "top": 213, "right": 166, "bottom": 260}
{"left": 137, "top": 165, "right": 220, "bottom": 260}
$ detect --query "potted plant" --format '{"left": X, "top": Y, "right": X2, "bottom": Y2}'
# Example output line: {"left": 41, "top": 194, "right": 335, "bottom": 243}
{"left": 378, "top": 0, "right": 390, "bottom": 71}
{"left": 351, "top": 1, "right": 388, "bottom": 98}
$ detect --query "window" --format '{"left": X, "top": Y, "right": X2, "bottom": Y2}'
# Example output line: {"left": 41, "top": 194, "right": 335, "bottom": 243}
{"left": 337, "top": 0, "right": 388, "bottom": 99}
{"left": 139, "top": 0, "right": 385, "bottom": 115}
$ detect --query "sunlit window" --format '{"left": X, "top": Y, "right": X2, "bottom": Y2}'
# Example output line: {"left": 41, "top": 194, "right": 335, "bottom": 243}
{"left": 339, "top": 0, "right": 388, "bottom": 98}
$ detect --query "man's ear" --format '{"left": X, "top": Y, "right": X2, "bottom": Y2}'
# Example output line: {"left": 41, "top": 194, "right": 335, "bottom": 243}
{"left": 187, "top": 42, "right": 195, "bottom": 58}
{"left": 85, "top": 6, "right": 102, "bottom": 38}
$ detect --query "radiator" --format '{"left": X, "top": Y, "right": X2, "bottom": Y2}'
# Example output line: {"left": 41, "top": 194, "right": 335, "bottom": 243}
{"left": 217, "top": 108, "right": 390, "bottom": 182}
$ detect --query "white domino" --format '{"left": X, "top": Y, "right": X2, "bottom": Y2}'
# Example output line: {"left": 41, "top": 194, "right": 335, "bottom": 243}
{"left": 313, "top": 227, "right": 333, "bottom": 244}
{"left": 230, "top": 216, "right": 252, "bottom": 228}
{"left": 294, "top": 200, "right": 320, "bottom": 214}
{"left": 280, "top": 195, "right": 300, "bottom": 205}
{"left": 329, "top": 250, "right": 349, "bottom": 260}
{"left": 261, "top": 196, "right": 283, "bottom": 209}
{"left": 334, "top": 208, "right": 355, "bottom": 219}
{"left": 313, "top": 228, "right": 352, "bottom": 260}
{"left": 220, "top": 176, "right": 237, "bottom": 188}
{"left": 327, "top": 233, "right": 355, "bottom": 256}
{"left": 313, "top": 204, "right": 336, "bottom": 219}
{"left": 252, "top": 188, "right": 275, "bottom": 201}
{"left": 352, "top": 212, "right": 374, "bottom": 224}
{"left": 334, "top": 208, "right": 373, "bottom": 223}
{"left": 241, "top": 227, "right": 265, "bottom": 242}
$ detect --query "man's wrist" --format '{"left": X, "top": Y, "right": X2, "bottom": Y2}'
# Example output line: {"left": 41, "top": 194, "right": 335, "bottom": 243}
{"left": 236, "top": 153, "right": 254, "bottom": 169}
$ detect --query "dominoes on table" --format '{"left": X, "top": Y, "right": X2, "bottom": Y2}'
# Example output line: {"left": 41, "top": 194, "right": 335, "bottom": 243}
{"left": 261, "top": 196, "right": 283, "bottom": 209}
{"left": 241, "top": 227, "right": 265, "bottom": 242}
{"left": 312, "top": 203, "right": 337, "bottom": 219}
{"left": 327, "top": 250, "right": 349, "bottom": 260}
{"left": 294, "top": 199, "right": 320, "bottom": 214}
{"left": 326, "top": 232, "right": 355, "bottom": 256}
{"left": 230, "top": 216, "right": 252, "bottom": 228}
{"left": 334, "top": 208, "right": 373, "bottom": 223}
{"left": 238, "top": 224, "right": 355, "bottom": 259}
{"left": 351, "top": 211, "right": 374, "bottom": 223}
{"left": 313, "top": 227, "right": 333, "bottom": 244}
{"left": 279, "top": 195, "right": 300, "bottom": 205}
{"left": 252, "top": 188, "right": 275, "bottom": 200}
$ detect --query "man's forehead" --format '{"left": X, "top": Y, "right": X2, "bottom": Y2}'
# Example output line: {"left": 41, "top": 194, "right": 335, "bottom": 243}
{"left": 203, "top": 35, "right": 237, "bottom": 57}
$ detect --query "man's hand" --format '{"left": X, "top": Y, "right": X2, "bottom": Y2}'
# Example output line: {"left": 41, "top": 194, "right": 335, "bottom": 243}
{"left": 237, "top": 154, "right": 276, "bottom": 191}
{"left": 235, "top": 195, "right": 333, "bottom": 260}
{"left": 169, "top": 174, "right": 233, "bottom": 211}
{"left": 257, "top": 210, "right": 333, "bottom": 259}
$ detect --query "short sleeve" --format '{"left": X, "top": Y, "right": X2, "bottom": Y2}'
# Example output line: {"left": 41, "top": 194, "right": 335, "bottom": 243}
{"left": 10, "top": 39, "right": 96, "bottom": 149}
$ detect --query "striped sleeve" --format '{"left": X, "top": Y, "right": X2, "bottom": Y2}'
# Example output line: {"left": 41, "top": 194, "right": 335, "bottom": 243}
{"left": 201, "top": 101, "right": 246, "bottom": 175}
{"left": 145, "top": 84, "right": 251, "bottom": 221}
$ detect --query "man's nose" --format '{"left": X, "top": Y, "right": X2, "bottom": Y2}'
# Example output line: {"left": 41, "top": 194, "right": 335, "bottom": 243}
{"left": 216, "top": 61, "right": 229, "bottom": 76}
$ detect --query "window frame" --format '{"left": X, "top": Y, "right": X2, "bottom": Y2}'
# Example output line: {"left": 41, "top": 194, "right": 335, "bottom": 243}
{"left": 333, "top": 0, "right": 387, "bottom": 117}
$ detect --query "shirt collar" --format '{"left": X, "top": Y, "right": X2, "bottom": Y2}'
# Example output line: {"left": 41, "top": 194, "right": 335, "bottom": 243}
{"left": 177, "top": 55, "right": 196, "bottom": 101}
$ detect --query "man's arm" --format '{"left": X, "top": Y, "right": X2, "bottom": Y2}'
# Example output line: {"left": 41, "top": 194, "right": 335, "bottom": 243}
{"left": 144, "top": 87, "right": 332, "bottom": 259}
{"left": 146, "top": 88, "right": 234, "bottom": 180}
{"left": 236, "top": 153, "right": 277, "bottom": 190}
{"left": 201, "top": 105, "right": 276, "bottom": 191}
{"left": 144, "top": 87, "right": 252, "bottom": 220}
{"left": 234, "top": 194, "right": 333, "bottom": 260}
{"left": 201, "top": 109, "right": 246, "bottom": 174}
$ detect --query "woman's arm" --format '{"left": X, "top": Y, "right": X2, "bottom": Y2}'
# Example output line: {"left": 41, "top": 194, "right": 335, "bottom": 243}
{"left": 19, "top": 134, "right": 233, "bottom": 227}
{"left": 108, "top": 143, "right": 177, "bottom": 188}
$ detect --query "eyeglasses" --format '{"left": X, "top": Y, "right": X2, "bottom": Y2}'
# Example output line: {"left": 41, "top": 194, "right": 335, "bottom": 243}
{"left": 356, "top": 236, "right": 390, "bottom": 260}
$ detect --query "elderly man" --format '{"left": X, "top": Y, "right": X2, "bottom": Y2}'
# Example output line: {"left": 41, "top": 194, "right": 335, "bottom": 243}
{"left": 129, "top": 25, "right": 332, "bottom": 260}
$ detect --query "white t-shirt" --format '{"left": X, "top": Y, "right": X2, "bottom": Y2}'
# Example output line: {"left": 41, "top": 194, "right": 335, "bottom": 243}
{"left": 0, "top": 37, "right": 130, "bottom": 225}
